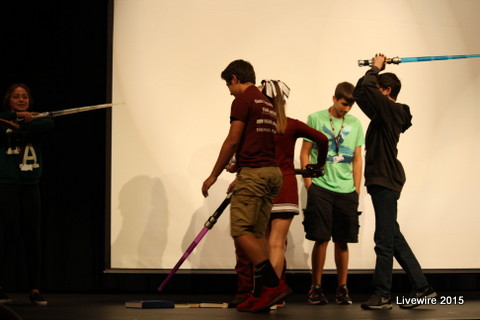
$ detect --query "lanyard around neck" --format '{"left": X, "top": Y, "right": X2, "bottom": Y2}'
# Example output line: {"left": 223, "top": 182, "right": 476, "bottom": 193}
{"left": 329, "top": 111, "right": 345, "bottom": 154}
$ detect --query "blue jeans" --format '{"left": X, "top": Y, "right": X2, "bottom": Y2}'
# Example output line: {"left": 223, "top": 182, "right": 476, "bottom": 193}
{"left": 367, "top": 185, "right": 428, "bottom": 297}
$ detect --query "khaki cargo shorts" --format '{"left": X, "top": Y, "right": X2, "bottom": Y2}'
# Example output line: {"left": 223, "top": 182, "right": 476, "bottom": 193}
{"left": 230, "top": 166, "right": 282, "bottom": 238}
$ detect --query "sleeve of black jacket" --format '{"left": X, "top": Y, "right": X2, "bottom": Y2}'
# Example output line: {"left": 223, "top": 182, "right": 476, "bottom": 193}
{"left": 352, "top": 67, "right": 413, "bottom": 193}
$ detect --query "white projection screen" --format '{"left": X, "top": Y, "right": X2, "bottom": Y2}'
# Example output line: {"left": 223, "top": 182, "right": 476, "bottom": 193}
{"left": 110, "top": 0, "right": 480, "bottom": 272}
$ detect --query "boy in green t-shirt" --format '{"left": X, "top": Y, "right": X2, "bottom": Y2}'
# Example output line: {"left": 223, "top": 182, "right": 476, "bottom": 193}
{"left": 300, "top": 82, "right": 364, "bottom": 305}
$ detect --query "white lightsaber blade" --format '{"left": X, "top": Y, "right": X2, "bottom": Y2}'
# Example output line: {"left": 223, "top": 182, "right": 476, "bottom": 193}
{"left": 32, "top": 103, "right": 119, "bottom": 119}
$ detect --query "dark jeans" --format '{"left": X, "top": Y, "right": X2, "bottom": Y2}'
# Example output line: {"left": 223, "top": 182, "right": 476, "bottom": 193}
{"left": 367, "top": 185, "right": 428, "bottom": 297}
{"left": 0, "top": 183, "right": 42, "bottom": 289}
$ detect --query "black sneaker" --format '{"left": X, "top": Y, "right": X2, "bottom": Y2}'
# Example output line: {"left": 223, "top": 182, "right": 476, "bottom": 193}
{"left": 29, "top": 292, "right": 48, "bottom": 306}
{"left": 0, "top": 290, "right": 12, "bottom": 304}
{"left": 308, "top": 284, "right": 328, "bottom": 305}
{"left": 361, "top": 295, "right": 392, "bottom": 310}
{"left": 335, "top": 285, "right": 352, "bottom": 305}
{"left": 399, "top": 286, "right": 437, "bottom": 309}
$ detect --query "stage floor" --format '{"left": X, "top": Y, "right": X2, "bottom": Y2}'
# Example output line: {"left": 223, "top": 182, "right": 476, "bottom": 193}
{"left": 3, "top": 291, "right": 480, "bottom": 320}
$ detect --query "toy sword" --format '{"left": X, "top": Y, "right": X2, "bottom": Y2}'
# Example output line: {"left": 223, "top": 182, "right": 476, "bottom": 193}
{"left": 31, "top": 103, "right": 117, "bottom": 119}
{"left": 158, "top": 193, "right": 232, "bottom": 292}
{"left": 358, "top": 54, "right": 480, "bottom": 67}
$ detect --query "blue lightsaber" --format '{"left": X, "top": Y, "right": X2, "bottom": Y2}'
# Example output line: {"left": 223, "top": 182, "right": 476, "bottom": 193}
{"left": 358, "top": 54, "right": 480, "bottom": 67}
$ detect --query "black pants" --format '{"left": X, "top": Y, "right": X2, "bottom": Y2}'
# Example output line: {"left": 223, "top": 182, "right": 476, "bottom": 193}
{"left": 367, "top": 185, "right": 427, "bottom": 296}
{"left": 0, "top": 183, "right": 42, "bottom": 289}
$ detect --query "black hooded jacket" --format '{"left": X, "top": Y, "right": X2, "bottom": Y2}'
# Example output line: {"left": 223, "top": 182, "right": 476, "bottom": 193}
{"left": 353, "top": 67, "right": 413, "bottom": 193}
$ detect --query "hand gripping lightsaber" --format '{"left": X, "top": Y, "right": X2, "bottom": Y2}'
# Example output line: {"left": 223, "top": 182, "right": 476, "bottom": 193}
{"left": 31, "top": 103, "right": 118, "bottom": 119}
{"left": 358, "top": 54, "right": 480, "bottom": 67}
{"left": 158, "top": 192, "right": 233, "bottom": 292}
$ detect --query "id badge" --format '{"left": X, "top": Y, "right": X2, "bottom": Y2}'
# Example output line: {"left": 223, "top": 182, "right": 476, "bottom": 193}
{"left": 333, "top": 154, "right": 344, "bottom": 163}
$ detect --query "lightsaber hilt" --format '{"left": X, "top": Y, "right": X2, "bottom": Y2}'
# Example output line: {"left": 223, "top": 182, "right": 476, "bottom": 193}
{"left": 357, "top": 57, "right": 401, "bottom": 67}
{"left": 204, "top": 192, "right": 232, "bottom": 229}
{"left": 295, "top": 164, "right": 325, "bottom": 178}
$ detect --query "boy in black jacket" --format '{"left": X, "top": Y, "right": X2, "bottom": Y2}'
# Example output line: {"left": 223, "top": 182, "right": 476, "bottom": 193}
{"left": 353, "top": 53, "right": 436, "bottom": 310}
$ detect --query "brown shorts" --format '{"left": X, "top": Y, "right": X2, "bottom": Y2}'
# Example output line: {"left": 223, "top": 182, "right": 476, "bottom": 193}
{"left": 230, "top": 167, "right": 282, "bottom": 238}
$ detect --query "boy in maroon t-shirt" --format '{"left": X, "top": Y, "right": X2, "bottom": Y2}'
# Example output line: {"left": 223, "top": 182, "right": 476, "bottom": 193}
{"left": 202, "top": 60, "right": 291, "bottom": 312}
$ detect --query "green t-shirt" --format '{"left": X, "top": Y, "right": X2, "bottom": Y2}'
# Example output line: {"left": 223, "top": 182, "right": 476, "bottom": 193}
{"left": 305, "top": 109, "right": 364, "bottom": 193}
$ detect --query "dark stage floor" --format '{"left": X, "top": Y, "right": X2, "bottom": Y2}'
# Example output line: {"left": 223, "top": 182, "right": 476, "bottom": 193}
{"left": 2, "top": 291, "right": 480, "bottom": 320}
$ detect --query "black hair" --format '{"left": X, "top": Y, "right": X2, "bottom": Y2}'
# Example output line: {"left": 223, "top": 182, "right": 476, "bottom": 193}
{"left": 378, "top": 72, "right": 401, "bottom": 100}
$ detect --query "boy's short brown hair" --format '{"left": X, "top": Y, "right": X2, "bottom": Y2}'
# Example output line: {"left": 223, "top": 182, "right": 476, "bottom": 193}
{"left": 334, "top": 82, "right": 355, "bottom": 105}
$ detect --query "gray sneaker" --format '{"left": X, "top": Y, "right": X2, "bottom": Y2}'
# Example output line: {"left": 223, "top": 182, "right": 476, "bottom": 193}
{"left": 361, "top": 295, "right": 392, "bottom": 310}
{"left": 308, "top": 284, "right": 328, "bottom": 305}
{"left": 335, "top": 285, "right": 352, "bottom": 305}
{"left": 399, "top": 286, "right": 437, "bottom": 309}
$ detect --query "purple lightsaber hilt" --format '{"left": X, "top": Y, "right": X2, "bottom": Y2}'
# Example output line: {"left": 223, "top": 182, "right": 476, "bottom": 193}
{"left": 157, "top": 193, "right": 232, "bottom": 292}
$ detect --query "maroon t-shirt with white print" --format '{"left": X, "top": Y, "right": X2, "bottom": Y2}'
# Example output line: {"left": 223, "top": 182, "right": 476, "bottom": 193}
{"left": 230, "top": 85, "right": 278, "bottom": 168}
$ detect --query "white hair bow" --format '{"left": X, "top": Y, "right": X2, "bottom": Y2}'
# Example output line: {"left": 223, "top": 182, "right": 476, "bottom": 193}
{"left": 261, "top": 80, "right": 290, "bottom": 99}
